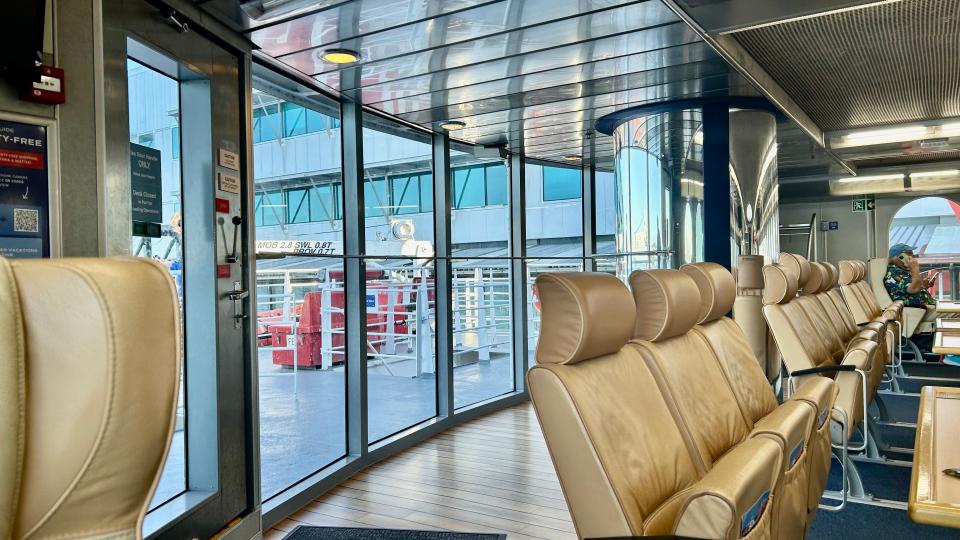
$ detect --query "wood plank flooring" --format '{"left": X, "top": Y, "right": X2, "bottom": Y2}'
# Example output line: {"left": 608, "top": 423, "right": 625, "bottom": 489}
{"left": 265, "top": 402, "right": 575, "bottom": 540}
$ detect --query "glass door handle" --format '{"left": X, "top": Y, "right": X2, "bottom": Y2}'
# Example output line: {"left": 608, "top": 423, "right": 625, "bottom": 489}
{"left": 225, "top": 284, "right": 249, "bottom": 328}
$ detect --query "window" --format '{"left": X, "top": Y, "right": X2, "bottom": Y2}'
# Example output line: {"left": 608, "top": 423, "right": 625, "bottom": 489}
{"left": 542, "top": 165, "right": 582, "bottom": 201}
{"left": 253, "top": 103, "right": 280, "bottom": 143}
{"left": 282, "top": 102, "right": 307, "bottom": 137}
{"left": 171, "top": 126, "right": 180, "bottom": 160}
{"left": 138, "top": 133, "right": 155, "bottom": 147}
{"left": 364, "top": 178, "right": 389, "bottom": 217}
{"left": 391, "top": 175, "right": 421, "bottom": 215}
{"left": 286, "top": 187, "right": 309, "bottom": 224}
{"left": 485, "top": 164, "right": 508, "bottom": 205}
{"left": 454, "top": 166, "right": 485, "bottom": 208}
{"left": 310, "top": 183, "right": 339, "bottom": 221}
{"left": 260, "top": 190, "right": 285, "bottom": 226}
{"left": 419, "top": 173, "right": 433, "bottom": 213}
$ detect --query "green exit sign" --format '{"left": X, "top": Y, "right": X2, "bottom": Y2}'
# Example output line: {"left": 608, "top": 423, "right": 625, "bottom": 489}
{"left": 852, "top": 197, "right": 876, "bottom": 213}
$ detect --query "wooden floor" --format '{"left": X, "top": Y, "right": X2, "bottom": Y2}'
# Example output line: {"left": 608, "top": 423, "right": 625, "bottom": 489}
{"left": 264, "top": 402, "right": 576, "bottom": 540}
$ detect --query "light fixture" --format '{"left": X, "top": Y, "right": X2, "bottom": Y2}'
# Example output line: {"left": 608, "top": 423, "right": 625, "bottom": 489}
{"left": 692, "top": 130, "right": 703, "bottom": 145}
{"left": 320, "top": 48, "right": 361, "bottom": 64}
{"left": 562, "top": 154, "right": 581, "bottom": 161}
{"left": 832, "top": 173, "right": 905, "bottom": 183}
{"left": 438, "top": 120, "right": 466, "bottom": 130}
{"left": 909, "top": 169, "right": 960, "bottom": 179}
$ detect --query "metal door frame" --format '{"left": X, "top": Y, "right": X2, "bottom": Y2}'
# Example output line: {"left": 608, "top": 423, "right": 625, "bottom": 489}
{"left": 100, "top": 1, "right": 259, "bottom": 537}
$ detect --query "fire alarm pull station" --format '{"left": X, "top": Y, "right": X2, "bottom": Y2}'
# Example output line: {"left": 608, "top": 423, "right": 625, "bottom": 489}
{"left": 22, "top": 65, "right": 66, "bottom": 105}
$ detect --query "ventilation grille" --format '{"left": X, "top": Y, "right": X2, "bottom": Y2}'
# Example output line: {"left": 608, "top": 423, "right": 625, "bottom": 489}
{"left": 734, "top": 0, "right": 960, "bottom": 131}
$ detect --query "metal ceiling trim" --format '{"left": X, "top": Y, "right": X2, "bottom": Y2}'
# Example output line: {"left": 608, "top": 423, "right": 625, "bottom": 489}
{"left": 416, "top": 74, "right": 735, "bottom": 132}
{"left": 391, "top": 60, "right": 731, "bottom": 125}
{"left": 360, "top": 40, "right": 710, "bottom": 107}
{"left": 660, "top": 0, "right": 856, "bottom": 176}
{"left": 326, "top": 20, "right": 692, "bottom": 93}
{"left": 272, "top": 0, "right": 656, "bottom": 64}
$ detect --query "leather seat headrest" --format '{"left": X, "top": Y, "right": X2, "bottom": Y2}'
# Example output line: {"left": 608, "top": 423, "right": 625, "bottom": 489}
{"left": 680, "top": 262, "right": 736, "bottom": 324}
{"left": 838, "top": 260, "right": 858, "bottom": 285}
{"left": 762, "top": 264, "right": 799, "bottom": 305}
{"left": 821, "top": 261, "right": 839, "bottom": 288}
{"left": 858, "top": 260, "right": 868, "bottom": 281}
{"left": 736, "top": 255, "right": 765, "bottom": 290}
{"left": 804, "top": 262, "right": 828, "bottom": 294}
{"left": 628, "top": 269, "right": 701, "bottom": 341}
{"left": 779, "top": 252, "right": 810, "bottom": 290}
{"left": 534, "top": 272, "right": 636, "bottom": 365}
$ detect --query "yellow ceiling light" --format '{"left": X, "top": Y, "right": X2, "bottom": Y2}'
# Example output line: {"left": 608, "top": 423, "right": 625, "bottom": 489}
{"left": 321, "top": 48, "right": 361, "bottom": 64}
{"left": 438, "top": 120, "right": 466, "bottom": 130}
{"left": 562, "top": 154, "right": 581, "bottom": 161}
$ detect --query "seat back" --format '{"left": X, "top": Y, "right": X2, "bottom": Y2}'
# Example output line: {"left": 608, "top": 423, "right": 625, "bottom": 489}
{"left": 681, "top": 262, "right": 779, "bottom": 424}
{"left": 527, "top": 272, "right": 702, "bottom": 538}
{"left": 732, "top": 255, "right": 781, "bottom": 383}
{"left": 1, "top": 257, "right": 181, "bottom": 540}
{"left": 762, "top": 264, "right": 834, "bottom": 374}
{"left": 839, "top": 260, "right": 874, "bottom": 323}
{"left": 869, "top": 258, "right": 896, "bottom": 308}
{"left": 627, "top": 270, "right": 752, "bottom": 472}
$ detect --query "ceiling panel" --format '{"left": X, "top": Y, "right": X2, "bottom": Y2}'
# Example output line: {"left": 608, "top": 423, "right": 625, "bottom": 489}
{"left": 232, "top": 0, "right": 756, "bottom": 165}
{"left": 733, "top": 0, "right": 960, "bottom": 131}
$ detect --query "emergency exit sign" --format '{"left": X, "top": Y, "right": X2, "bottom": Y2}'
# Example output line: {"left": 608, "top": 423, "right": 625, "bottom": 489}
{"left": 852, "top": 197, "right": 875, "bottom": 213}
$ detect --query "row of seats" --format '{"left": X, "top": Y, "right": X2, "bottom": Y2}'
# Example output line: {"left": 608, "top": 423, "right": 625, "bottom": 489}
{"left": 528, "top": 263, "right": 837, "bottom": 540}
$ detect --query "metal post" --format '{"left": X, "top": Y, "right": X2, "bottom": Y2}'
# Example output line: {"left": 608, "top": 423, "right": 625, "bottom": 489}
{"left": 477, "top": 268, "right": 490, "bottom": 361}
{"left": 432, "top": 132, "right": 455, "bottom": 417}
{"left": 702, "top": 102, "right": 731, "bottom": 269}
{"left": 582, "top": 161, "right": 597, "bottom": 272}
{"left": 321, "top": 284, "right": 332, "bottom": 370}
{"left": 509, "top": 153, "right": 529, "bottom": 390}
{"left": 341, "top": 97, "right": 368, "bottom": 455}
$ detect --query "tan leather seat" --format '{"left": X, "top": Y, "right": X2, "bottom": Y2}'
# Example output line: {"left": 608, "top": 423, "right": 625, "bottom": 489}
{"left": 680, "top": 262, "right": 837, "bottom": 528}
{"left": 762, "top": 264, "right": 877, "bottom": 446}
{"left": 628, "top": 269, "right": 811, "bottom": 539}
{"left": 528, "top": 272, "right": 783, "bottom": 539}
{"left": 1, "top": 257, "right": 181, "bottom": 540}
{"left": 733, "top": 255, "right": 781, "bottom": 383}
{"left": 781, "top": 255, "right": 888, "bottom": 397}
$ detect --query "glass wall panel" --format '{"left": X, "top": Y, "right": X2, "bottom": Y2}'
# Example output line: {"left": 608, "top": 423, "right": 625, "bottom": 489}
{"left": 524, "top": 162, "right": 584, "bottom": 362}
{"left": 451, "top": 153, "right": 513, "bottom": 408}
{"left": 361, "top": 117, "right": 437, "bottom": 441}
{"left": 127, "top": 59, "right": 186, "bottom": 511}
{"left": 451, "top": 258, "right": 514, "bottom": 409}
{"left": 252, "top": 84, "right": 346, "bottom": 501}
{"left": 365, "top": 258, "right": 438, "bottom": 440}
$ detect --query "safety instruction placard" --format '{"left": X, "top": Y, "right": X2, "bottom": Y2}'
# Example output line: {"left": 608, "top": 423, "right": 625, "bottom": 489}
{"left": 0, "top": 120, "right": 48, "bottom": 258}
{"left": 130, "top": 142, "right": 162, "bottom": 234}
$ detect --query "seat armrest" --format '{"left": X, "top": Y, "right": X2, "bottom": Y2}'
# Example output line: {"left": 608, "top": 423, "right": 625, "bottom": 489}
{"left": 791, "top": 365, "right": 855, "bottom": 377}
{"left": 674, "top": 437, "right": 783, "bottom": 540}
{"left": 751, "top": 401, "right": 814, "bottom": 471}
{"left": 789, "top": 377, "right": 837, "bottom": 429}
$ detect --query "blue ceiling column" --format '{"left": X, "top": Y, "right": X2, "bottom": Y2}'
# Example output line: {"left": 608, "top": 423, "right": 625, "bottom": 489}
{"left": 702, "top": 101, "right": 731, "bottom": 269}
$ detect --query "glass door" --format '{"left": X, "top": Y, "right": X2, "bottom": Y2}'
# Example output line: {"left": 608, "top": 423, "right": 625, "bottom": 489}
{"left": 102, "top": 1, "right": 255, "bottom": 537}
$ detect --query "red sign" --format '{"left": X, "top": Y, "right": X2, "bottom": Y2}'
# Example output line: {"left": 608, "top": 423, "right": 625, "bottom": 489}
{"left": 217, "top": 264, "right": 232, "bottom": 278}
{"left": 0, "top": 149, "right": 44, "bottom": 170}
{"left": 215, "top": 198, "right": 230, "bottom": 213}
{"left": 22, "top": 65, "right": 66, "bottom": 105}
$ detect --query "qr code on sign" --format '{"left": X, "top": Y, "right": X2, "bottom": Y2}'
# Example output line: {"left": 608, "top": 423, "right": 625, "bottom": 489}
{"left": 13, "top": 208, "right": 39, "bottom": 233}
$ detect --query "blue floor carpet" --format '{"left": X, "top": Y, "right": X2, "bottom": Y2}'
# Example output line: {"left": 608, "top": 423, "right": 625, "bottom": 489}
{"left": 809, "top": 502, "right": 960, "bottom": 539}
{"left": 826, "top": 459, "right": 913, "bottom": 502}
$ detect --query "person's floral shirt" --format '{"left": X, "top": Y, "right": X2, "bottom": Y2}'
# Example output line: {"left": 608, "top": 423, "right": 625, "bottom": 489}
{"left": 883, "top": 264, "right": 934, "bottom": 307}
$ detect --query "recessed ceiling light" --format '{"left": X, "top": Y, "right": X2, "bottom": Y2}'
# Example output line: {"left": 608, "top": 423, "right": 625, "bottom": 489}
{"left": 438, "top": 120, "right": 466, "bottom": 130}
{"left": 321, "top": 48, "right": 361, "bottom": 64}
{"left": 563, "top": 154, "right": 581, "bottom": 161}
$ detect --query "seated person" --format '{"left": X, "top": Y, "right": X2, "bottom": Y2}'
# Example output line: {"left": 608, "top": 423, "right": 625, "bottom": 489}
{"left": 884, "top": 243, "right": 944, "bottom": 357}
{"left": 884, "top": 243, "right": 936, "bottom": 308}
